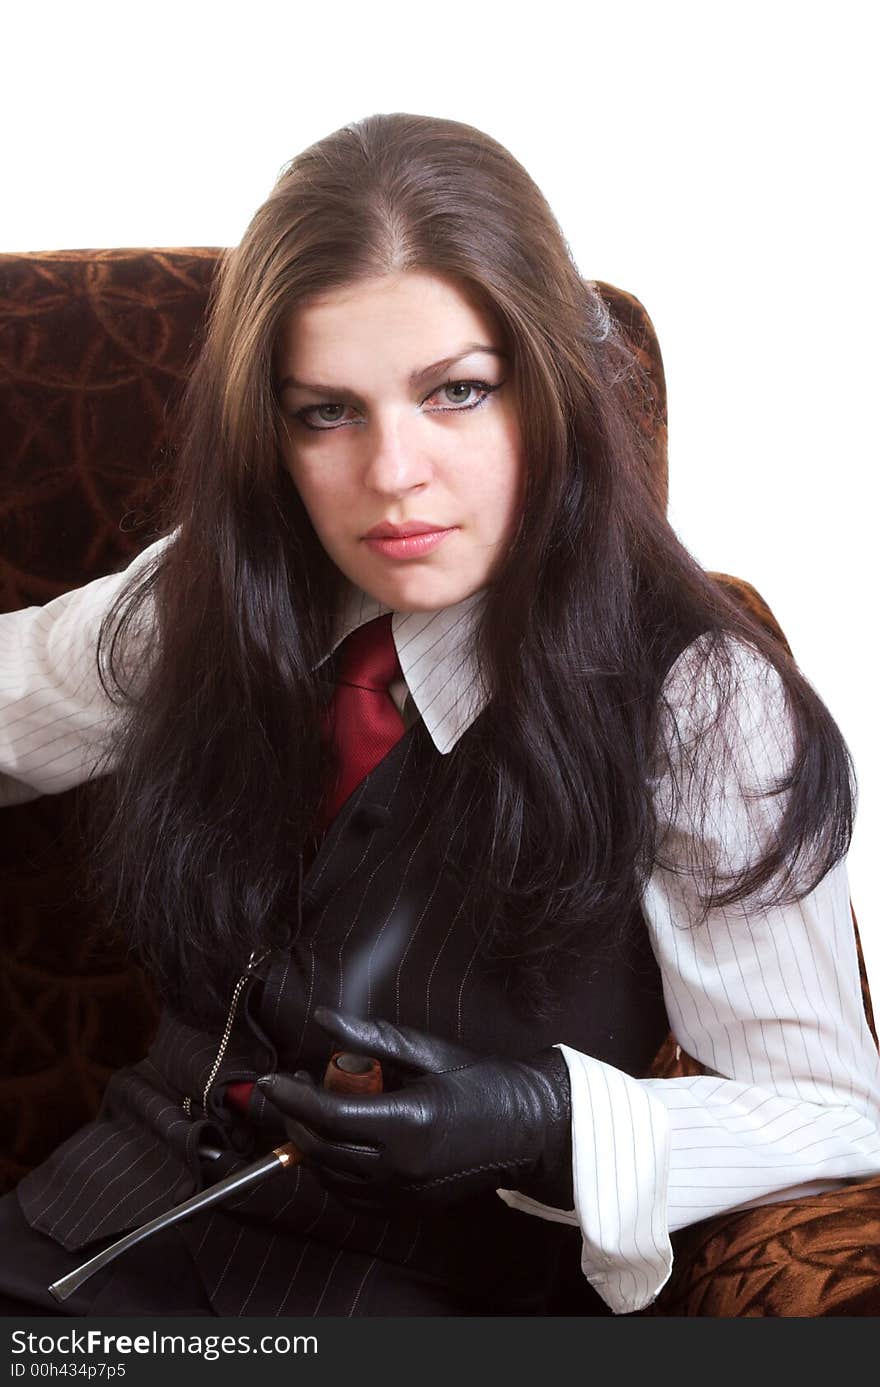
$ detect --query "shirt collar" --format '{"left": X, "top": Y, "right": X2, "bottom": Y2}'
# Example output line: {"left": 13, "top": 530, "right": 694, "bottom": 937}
{"left": 314, "top": 581, "right": 489, "bottom": 755}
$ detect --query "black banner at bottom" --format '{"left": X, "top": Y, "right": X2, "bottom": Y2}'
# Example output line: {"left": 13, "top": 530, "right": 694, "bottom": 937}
{"left": 2, "top": 1315, "right": 873, "bottom": 1385}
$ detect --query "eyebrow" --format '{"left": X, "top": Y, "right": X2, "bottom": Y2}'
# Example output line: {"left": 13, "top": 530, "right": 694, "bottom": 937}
{"left": 278, "top": 344, "right": 508, "bottom": 396}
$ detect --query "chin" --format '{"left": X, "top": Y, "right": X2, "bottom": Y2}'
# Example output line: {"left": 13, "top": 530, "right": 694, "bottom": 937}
{"left": 366, "top": 572, "right": 476, "bottom": 613}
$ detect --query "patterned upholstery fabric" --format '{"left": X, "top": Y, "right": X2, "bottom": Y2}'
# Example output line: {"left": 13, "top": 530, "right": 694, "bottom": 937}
{"left": 1, "top": 249, "right": 877, "bottom": 1314}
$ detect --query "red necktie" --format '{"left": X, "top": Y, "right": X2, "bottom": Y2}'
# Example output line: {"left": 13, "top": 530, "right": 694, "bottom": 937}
{"left": 226, "top": 614, "right": 405, "bottom": 1115}
{"left": 313, "top": 612, "right": 407, "bottom": 838}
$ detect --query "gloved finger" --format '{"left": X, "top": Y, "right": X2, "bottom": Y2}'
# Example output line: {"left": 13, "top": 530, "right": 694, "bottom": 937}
{"left": 313, "top": 1167, "right": 403, "bottom": 1215}
{"left": 314, "top": 1162, "right": 455, "bottom": 1214}
{"left": 312, "top": 1007, "right": 478, "bottom": 1075}
{"left": 259, "top": 1071, "right": 405, "bottom": 1141}
{"left": 282, "top": 1115, "right": 383, "bottom": 1180}
{"left": 310, "top": 1168, "right": 397, "bottom": 1215}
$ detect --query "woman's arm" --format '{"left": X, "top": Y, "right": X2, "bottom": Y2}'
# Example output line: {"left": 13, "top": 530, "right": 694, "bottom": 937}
{"left": 0, "top": 534, "right": 171, "bottom": 804}
{"left": 498, "top": 635, "right": 880, "bottom": 1314}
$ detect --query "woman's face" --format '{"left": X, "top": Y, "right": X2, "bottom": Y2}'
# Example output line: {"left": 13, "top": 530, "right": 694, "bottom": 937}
{"left": 275, "top": 271, "right": 524, "bottom": 612}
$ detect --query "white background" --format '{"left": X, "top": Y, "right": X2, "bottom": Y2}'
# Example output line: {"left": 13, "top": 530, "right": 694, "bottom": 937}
{"left": 3, "top": 1, "right": 877, "bottom": 998}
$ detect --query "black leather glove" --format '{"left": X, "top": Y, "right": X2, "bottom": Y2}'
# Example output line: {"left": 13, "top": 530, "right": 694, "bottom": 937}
{"left": 256, "top": 1007, "right": 573, "bottom": 1213}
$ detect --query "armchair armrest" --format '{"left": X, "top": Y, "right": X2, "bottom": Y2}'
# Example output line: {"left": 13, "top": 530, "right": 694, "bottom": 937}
{"left": 642, "top": 1174, "right": 880, "bottom": 1316}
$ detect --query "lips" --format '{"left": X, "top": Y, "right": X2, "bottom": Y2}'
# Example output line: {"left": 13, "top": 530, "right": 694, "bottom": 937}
{"left": 363, "top": 519, "right": 450, "bottom": 539}
{"left": 363, "top": 528, "right": 455, "bottom": 560}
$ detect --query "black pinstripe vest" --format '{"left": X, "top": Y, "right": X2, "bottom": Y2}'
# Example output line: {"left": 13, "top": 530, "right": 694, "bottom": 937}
{"left": 17, "top": 713, "right": 670, "bottom": 1315}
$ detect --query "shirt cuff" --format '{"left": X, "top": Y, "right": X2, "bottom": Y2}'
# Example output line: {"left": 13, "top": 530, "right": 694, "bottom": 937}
{"left": 497, "top": 1043, "right": 674, "bottom": 1314}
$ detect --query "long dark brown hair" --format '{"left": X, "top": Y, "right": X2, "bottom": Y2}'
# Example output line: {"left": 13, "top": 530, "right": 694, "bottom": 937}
{"left": 86, "top": 112, "right": 856, "bottom": 1024}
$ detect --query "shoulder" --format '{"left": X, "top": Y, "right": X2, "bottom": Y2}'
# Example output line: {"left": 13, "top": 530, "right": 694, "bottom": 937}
{"left": 658, "top": 629, "right": 791, "bottom": 756}
{"left": 651, "top": 630, "right": 797, "bottom": 837}
{"left": 649, "top": 631, "right": 800, "bottom": 879}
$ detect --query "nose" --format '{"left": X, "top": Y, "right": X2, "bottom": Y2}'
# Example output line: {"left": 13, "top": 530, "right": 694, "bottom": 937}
{"left": 359, "top": 409, "right": 434, "bottom": 495}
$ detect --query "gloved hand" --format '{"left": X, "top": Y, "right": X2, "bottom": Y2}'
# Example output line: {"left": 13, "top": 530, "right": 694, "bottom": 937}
{"left": 256, "top": 1006, "right": 573, "bottom": 1214}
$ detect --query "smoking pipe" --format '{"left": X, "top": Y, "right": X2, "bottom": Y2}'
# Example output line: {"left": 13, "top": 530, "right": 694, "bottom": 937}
{"left": 48, "top": 1049, "right": 382, "bottom": 1304}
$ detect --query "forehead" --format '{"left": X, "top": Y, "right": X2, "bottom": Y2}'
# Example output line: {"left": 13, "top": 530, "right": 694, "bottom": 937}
{"left": 275, "top": 271, "right": 502, "bottom": 371}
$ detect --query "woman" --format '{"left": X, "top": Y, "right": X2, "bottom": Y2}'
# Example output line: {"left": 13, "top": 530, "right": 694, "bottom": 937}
{"left": 1, "top": 111, "right": 879, "bottom": 1317}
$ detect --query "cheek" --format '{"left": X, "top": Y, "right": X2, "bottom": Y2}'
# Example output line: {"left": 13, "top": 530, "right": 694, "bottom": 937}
{"left": 485, "top": 412, "right": 524, "bottom": 506}
{"left": 280, "top": 442, "right": 302, "bottom": 494}
{"left": 285, "top": 460, "right": 334, "bottom": 534}
{"left": 284, "top": 447, "right": 329, "bottom": 505}
{"left": 480, "top": 446, "right": 524, "bottom": 533}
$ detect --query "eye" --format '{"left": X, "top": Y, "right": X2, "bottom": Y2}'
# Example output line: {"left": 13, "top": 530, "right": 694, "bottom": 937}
{"left": 290, "top": 378, "right": 503, "bottom": 432}
{"left": 294, "top": 400, "right": 352, "bottom": 429}
{"left": 424, "top": 379, "right": 496, "bottom": 411}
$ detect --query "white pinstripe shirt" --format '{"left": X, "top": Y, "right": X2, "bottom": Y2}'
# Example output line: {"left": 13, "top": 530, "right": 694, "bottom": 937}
{"left": 2, "top": 531, "right": 879, "bottom": 1314}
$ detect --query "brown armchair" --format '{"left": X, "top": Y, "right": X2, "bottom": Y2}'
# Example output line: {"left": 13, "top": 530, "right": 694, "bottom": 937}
{"left": 1, "top": 249, "right": 878, "bottom": 1315}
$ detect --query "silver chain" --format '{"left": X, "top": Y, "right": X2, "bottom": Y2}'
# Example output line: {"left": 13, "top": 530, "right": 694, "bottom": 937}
{"left": 181, "top": 948, "right": 267, "bottom": 1118}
